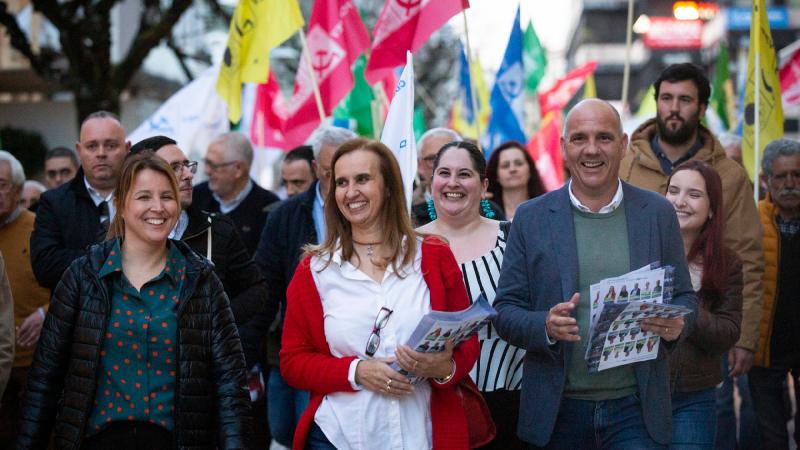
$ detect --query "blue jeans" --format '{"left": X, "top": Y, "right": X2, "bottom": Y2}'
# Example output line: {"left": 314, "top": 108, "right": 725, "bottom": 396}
{"left": 715, "top": 357, "right": 761, "bottom": 450}
{"left": 306, "top": 422, "right": 336, "bottom": 450}
{"left": 671, "top": 388, "right": 717, "bottom": 449}
{"left": 530, "top": 394, "right": 666, "bottom": 449}
{"left": 268, "top": 369, "right": 310, "bottom": 446}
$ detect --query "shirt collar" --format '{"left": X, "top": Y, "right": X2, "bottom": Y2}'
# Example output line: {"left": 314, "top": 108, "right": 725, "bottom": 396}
{"left": 213, "top": 179, "right": 253, "bottom": 213}
{"left": 568, "top": 179, "right": 624, "bottom": 214}
{"left": 99, "top": 238, "right": 185, "bottom": 285}
{"left": 315, "top": 182, "right": 325, "bottom": 207}
{"left": 651, "top": 135, "right": 704, "bottom": 175}
{"left": 0, "top": 206, "right": 23, "bottom": 228}
{"left": 84, "top": 176, "right": 114, "bottom": 205}
{"left": 170, "top": 210, "right": 190, "bottom": 240}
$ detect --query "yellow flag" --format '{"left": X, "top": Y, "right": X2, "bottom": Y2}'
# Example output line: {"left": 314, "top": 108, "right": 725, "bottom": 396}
{"left": 451, "top": 56, "right": 492, "bottom": 140}
{"left": 743, "top": 0, "right": 783, "bottom": 180}
{"left": 583, "top": 74, "right": 597, "bottom": 99}
{"left": 216, "top": 0, "right": 304, "bottom": 123}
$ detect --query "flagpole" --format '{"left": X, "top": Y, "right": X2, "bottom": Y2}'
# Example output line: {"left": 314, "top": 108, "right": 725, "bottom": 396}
{"left": 298, "top": 31, "right": 327, "bottom": 122}
{"left": 462, "top": 10, "right": 483, "bottom": 151}
{"left": 754, "top": 14, "right": 761, "bottom": 202}
{"left": 620, "top": 0, "right": 634, "bottom": 118}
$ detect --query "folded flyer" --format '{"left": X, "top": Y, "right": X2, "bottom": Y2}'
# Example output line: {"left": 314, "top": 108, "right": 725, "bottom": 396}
{"left": 391, "top": 293, "right": 496, "bottom": 382}
{"left": 584, "top": 263, "right": 691, "bottom": 372}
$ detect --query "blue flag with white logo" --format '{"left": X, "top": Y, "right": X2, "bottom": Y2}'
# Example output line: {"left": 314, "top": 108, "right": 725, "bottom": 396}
{"left": 485, "top": 7, "right": 526, "bottom": 154}
{"left": 459, "top": 42, "right": 475, "bottom": 124}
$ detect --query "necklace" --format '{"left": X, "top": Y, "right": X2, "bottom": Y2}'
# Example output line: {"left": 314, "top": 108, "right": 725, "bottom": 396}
{"left": 353, "top": 239, "right": 382, "bottom": 257}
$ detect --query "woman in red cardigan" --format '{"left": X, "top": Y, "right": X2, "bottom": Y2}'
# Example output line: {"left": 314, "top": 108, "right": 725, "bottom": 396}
{"left": 280, "top": 138, "right": 479, "bottom": 450}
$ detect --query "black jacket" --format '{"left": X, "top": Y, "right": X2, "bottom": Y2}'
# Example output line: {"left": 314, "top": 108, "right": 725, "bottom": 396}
{"left": 30, "top": 168, "right": 106, "bottom": 289}
{"left": 182, "top": 204, "right": 272, "bottom": 326}
{"left": 255, "top": 183, "right": 317, "bottom": 317}
{"left": 182, "top": 205, "right": 272, "bottom": 367}
{"left": 16, "top": 239, "right": 252, "bottom": 450}
{"left": 192, "top": 180, "right": 279, "bottom": 255}
{"left": 254, "top": 184, "right": 317, "bottom": 366}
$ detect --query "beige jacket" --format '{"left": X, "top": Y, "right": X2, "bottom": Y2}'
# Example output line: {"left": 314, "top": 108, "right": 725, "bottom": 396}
{"left": 0, "top": 252, "right": 14, "bottom": 399}
{"left": 620, "top": 119, "right": 764, "bottom": 351}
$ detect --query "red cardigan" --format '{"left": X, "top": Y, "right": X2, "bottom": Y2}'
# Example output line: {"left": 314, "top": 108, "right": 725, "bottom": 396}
{"left": 280, "top": 237, "right": 479, "bottom": 450}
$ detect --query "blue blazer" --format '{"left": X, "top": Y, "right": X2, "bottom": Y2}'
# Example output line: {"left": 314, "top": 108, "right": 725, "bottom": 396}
{"left": 493, "top": 182, "right": 697, "bottom": 446}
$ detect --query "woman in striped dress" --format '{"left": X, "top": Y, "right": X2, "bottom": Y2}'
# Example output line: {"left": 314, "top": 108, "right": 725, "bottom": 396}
{"left": 417, "top": 141, "right": 525, "bottom": 449}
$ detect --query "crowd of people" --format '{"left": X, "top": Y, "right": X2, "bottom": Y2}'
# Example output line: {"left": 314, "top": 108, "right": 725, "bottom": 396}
{"left": 0, "top": 62, "right": 797, "bottom": 450}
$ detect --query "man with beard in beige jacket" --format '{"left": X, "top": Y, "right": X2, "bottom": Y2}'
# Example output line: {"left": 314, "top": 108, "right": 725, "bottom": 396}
{"left": 620, "top": 63, "right": 763, "bottom": 381}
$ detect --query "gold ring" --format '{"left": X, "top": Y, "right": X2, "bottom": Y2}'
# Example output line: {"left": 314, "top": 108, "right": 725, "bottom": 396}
{"left": 665, "top": 327, "right": 670, "bottom": 334}
{"left": 413, "top": 361, "right": 419, "bottom": 370}
{"left": 386, "top": 379, "right": 392, "bottom": 390}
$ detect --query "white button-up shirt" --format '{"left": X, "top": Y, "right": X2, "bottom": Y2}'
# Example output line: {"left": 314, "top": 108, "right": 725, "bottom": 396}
{"left": 568, "top": 178, "right": 624, "bottom": 214}
{"left": 310, "top": 239, "right": 433, "bottom": 450}
{"left": 84, "top": 176, "right": 116, "bottom": 221}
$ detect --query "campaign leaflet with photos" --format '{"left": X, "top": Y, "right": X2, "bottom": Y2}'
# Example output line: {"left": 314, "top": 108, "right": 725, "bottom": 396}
{"left": 584, "top": 263, "right": 692, "bottom": 372}
{"left": 391, "top": 293, "right": 496, "bottom": 383}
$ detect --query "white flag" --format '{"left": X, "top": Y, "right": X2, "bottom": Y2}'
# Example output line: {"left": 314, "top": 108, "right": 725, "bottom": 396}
{"left": 128, "top": 67, "right": 229, "bottom": 163}
{"left": 380, "top": 51, "right": 417, "bottom": 213}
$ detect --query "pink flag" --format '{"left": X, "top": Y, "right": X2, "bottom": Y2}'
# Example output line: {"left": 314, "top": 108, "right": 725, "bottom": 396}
{"left": 539, "top": 61, "right": 597, "bottom": 116}
{"left": 364, "top": 0, "right": 469, "bottom": 85}
{"left": 251, "top": 72, "right": 289, "bottom": 149}
{"left": 780, "top": 47, "right": 800, "bottom": 107}
{"left": 282, "top": 0, "right": 370, "bottom": 147}
{"left": 526, "top": 111, "right": 564, "bottom": 191}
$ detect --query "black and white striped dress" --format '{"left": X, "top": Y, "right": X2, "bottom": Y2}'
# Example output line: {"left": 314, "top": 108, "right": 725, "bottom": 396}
{"left": 462, "top": 223, "right": 525, "bottom": 392}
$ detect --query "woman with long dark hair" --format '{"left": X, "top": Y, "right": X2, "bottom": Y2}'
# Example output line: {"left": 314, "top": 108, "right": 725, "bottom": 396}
{"left": 665, "top": 160, "right": 742, "bottom": 449}
{"left": 17, "top": 152, "right": 251, "bottom": 449}
{"left": 486, "top": 141, "right": 546, "bottom": 220}
{"left": 280, "top": 138, "right": 479, "bottom": 449}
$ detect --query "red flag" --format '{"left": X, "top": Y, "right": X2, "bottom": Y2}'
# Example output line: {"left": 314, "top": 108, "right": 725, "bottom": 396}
{"left": 780, "top": 47, "right": 800, "bottom": 107}
{"left": 364, "top": 0, "right": 469, "bottom": 85}
{"left": 527, "top": 111, "right": 564, "bottom": 191}
{"left": 283, "top": 0, "right": 370, "bottom": 147}
{"left": 251, "top": 72, "right": 290, "bottom": 149}
{"left": 538, "top": 61, "right": 597, "bottom": 116}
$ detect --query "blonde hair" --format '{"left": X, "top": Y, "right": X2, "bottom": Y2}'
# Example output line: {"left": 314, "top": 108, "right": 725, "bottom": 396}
{"left": 107, "top": 151, "right": 179, "bottom": 240}
{"left": 306, "top": 138, "right": 418, "bottom": 274}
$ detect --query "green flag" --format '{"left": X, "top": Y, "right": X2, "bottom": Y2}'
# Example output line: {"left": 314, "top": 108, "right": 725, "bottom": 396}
{"left": 333, "top": 55, "right": 375, "bottom": 137}
{"left": 710, "top": 42, "right": 733, "bottom": 131}
{"left": 523, "top": 21, "right": 547, "bottom": 94}
{"left": 414, "top": 106, "right": 426, "bottom": 141}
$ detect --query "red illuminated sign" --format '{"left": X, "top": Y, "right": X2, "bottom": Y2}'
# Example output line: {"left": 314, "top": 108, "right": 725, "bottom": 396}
{"left": 644, "top": 17, "right": 703, "bottom": 49}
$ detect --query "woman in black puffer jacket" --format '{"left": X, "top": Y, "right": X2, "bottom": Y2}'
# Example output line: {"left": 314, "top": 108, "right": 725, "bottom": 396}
{"left": 16, "top": 152, "right": 252, "bottom": 450}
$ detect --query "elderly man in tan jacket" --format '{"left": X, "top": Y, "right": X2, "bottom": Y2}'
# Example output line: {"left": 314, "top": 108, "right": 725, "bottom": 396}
{"left": 620, "top": 63, "right": 763, "bottom": 377}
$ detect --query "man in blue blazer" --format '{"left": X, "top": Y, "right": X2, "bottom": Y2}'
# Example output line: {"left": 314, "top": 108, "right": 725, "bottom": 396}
{"left": 493, "top": 99, "right": 697, "bottom": 449}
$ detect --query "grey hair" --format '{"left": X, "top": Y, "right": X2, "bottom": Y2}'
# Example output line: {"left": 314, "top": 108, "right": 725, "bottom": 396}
{"left": 417, "top": 128, "right": 461, "bottom": 150}
{"left": 0, "top": 150, "right": 26, "bottom": 190}
{"left": 762, "top": 138, "right": 800, "bottom": 177}
{"left": 210, "top": 132, "right": 254, "bottom": 166}
{"left": 562, "top": 99, "right": 623, "bottom": 137}
{"left": 24, "top": 180, "right": 47, "bottom": 193}
{"left": 305, "top": 125, "right": 358, "bottom": 160}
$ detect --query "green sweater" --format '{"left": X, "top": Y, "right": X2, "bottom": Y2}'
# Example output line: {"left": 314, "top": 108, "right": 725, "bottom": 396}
{"left": 564, "top": 202, "right": 637, "bottom": 400}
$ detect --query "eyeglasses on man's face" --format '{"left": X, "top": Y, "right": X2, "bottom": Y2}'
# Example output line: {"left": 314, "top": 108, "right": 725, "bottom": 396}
{"left": 365, "top": 307, "right": 393, "bottom": 357}
{"left": 171, "top": 160, "right": 198, "bottom": 175}
{"left": 203, "top": 159, "right": 238, "bottom": 172}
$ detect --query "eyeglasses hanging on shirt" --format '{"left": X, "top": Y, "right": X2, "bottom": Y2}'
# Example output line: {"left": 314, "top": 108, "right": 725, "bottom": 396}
{"left": 365, "top": 307, "right": 394, "bottom": 357}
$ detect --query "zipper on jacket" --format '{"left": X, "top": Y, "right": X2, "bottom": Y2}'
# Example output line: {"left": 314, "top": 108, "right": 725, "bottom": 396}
{"left": 76, "top": 265, "right": 112, "bottom": 446}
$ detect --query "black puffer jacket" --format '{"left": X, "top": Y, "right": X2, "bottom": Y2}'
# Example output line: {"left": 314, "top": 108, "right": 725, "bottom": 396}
{"left": 16, "top": 239, "right": 253, "bottom": 450}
